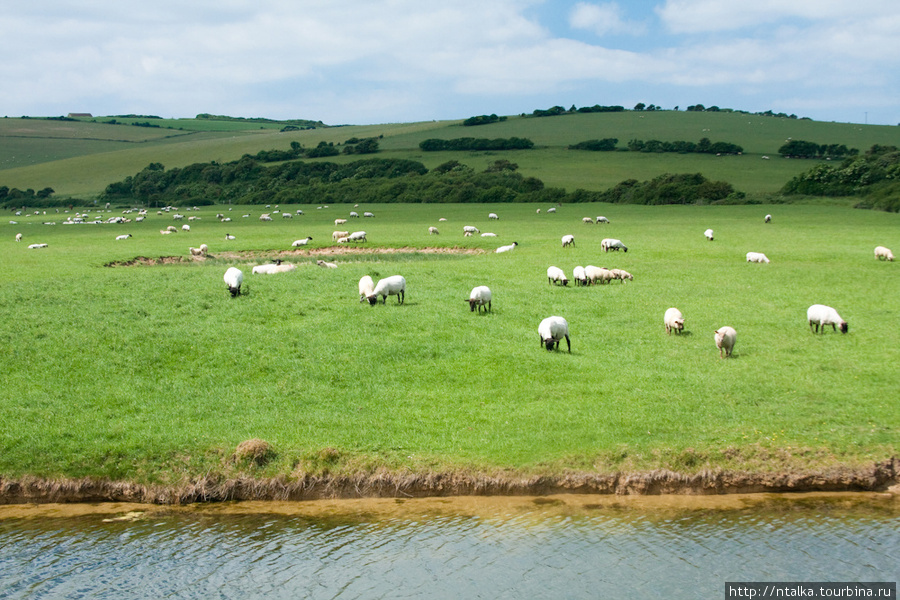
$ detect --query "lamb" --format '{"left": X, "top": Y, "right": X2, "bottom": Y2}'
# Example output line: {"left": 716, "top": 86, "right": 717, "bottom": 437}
{"left": 316, "top": 259, "right": 338, "bottom": 269}
{"left": 439, "top": 217, "right": 447, "bottom": 222}
{"left": 468, "top": 286, "right": 492, "bottom": 312}
{"left": 488, "top": 213, "right": 499, "bottom": 220}
{"left": 116, "top": 234, "right": 132, "bottom": 240}
{"left": 704, "top": 228, "right": 714, "bottom": 241}
{"left": 368, "top": 275, "right": 406, "bottom": 305}
{"left": 337, "top": 237, "right": 350, "bottom": 244}
{"left": 15, "top": 233, "right": 22, "bottom": 242}
{"left": 765, "top": 214, "right": 772, "bottom": 223}
{"left": 358, "top": 275, "right": 375, "bottom": 302}
{"left": 547, "top": 266, "right": 568, "bottom": 286}
{"left": 561, "top": 234, "right": 575, "bottom": 247}
{"left": 596, "top": 216, "right": 609, "bottom": 224}
{"left": 495, "top": 242, "right": 518, "bottom": 253}
{"left": 332, "top": 230, "right": 350, "bottom": 242}
{"left": 664, "top": 308, "right": 685, "bottom": 335}
{"left": 573, "top": 266, "right": 587, "bottom": 286}
{"left": 746, "top": 252, "right": 770, "bottom": 263}
{"left": 538, "top": 316, "right": 570, "bottom": 352}
{"left": 348, "top": 231, "right": 367, "bottom": 242}
{"left": 189, "top": 244, "right": 208, "bottom": 256}
{"left": 874, "top": 246, "right": 894, "bottom": 261}
{"left": 584, "top": 265, "right": 613, "bottom": 284}
{"left": 481, "top": 232, "right": 497, "bottom": 237}
{"left": 463, "top": 225, "right": 480, "bottom": 235}
{"left": 292, "top": 237, "right": 313, "bottom": 247}
{"left": 582, "top": 217, "right": 593, "bottom": 224}
{"left": 27, "top": 243, "right": 48, "bottom": 249}
{"left": 224, "top": 267, "right": 243, "bottom": 297}
{"left": 428, "top": 226, "right": 440, "bottom": 235}
{"left": 601, "top": 238, "right": 628, "bottom": 252}
{"left": 252, "top": 260, "right": 296, "bottom": 274}
{"left": 807, "top": 304, "right": 848, "bottom": 334}
{"left": 610, "top": 268, "right": 633, "bottom": 282}
{"left": 714, "top": 326, "right": 737, "bottom": 358}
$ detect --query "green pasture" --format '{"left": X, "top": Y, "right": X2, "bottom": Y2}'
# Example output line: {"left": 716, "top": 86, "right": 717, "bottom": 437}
{"left": 0, "top": 203, "right": 897, "bottom": 483}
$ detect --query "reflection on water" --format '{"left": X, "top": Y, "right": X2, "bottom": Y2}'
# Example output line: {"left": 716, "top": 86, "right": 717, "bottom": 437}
{"left": 0, "top": 493, "right": 897, "bottom": 599}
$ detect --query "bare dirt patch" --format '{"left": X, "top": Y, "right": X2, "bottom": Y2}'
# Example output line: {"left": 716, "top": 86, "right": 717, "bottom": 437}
{"left": 104, "top": 255, "right": 189, "bottom": 267}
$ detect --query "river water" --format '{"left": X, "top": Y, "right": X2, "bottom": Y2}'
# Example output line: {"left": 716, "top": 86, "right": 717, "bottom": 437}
{"left": 1, "top": 493, "right": 897, "bottom": 599}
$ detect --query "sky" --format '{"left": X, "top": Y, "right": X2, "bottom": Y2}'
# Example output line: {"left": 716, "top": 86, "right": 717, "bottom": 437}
{"left": 3, "top": 1, "right": 899, "bottom": 126}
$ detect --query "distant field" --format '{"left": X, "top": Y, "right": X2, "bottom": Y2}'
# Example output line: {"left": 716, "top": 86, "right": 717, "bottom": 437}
{"left": 2, "top": 112, "right": 898, "bottom": 198}
{"left": 0, "top": 203, "right": 896, "bottom": 482}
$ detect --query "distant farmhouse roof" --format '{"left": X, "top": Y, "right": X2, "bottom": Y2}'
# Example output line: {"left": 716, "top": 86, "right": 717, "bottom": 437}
{"left": 67, "top": 113, "right": 92, "bottom": 118}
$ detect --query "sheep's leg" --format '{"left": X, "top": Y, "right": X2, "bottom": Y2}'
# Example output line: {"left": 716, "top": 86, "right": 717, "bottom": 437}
{"left": 565, "top": 335, "right": 571, "bottom": 353}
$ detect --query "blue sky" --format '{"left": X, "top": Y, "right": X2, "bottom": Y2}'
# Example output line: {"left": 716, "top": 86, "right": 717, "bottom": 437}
{"left": 3, "top": 1, "right": 899, "bottom": 125}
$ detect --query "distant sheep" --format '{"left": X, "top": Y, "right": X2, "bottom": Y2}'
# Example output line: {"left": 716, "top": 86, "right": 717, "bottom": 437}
{"left": 368, "top": 275, "right": 406, "bottom": 305}
{"left": 746, "top": 252, "right": 770, "bottom": 263}
{"left": 332, "top": 230, "right": 350, "bottom": 242}
{"left": 601, "top": 238, "right": 627, "bottom": 252}
{"left": 259, "top": 214, "right": 273, "bottom": 221}
{"left": 316, "top": 259, "right": 338, "bottom": 269}
{"left": 116, "top": 234, "right": 132, "bottom": 240}
{"left": 561, "top": 234, "right": 575, "bottom": 247}
{"left": 874, "top": 246, "right": 894, "bottom": 261}
{"left": 596, "top": 216, "right": 609, "bottom": 224}
{"left": 252, "top": 260, "right": 296, "bottom": 274}
{"left": 765, "top": 214, "right": 772, "bottom": 223}
{"left": 573, "top": 266, "right": 587, "bottom": 286}
{"left": 225, "top": 233, "right": 236, "bottom": 240}
{"left": 468, "top": 286, "right": 492, "bottom": 313}
{"left": 27, "top": 243, "right": 48, "bottom": 249}
{"left": 495, "top": 242, "right": 518, "bottom": 253}
{"left": 189, "top": 244, "right": 208, "bottom": 256}
{"left": 363, "top": 212, "right": 375, "bottom": 218}
{"left": 538, "top": 316, "right": 570, "bottom": 352}
{"left": 704, "top": 228, "right": 714, "bottom": 241}
{"left": 335, "top": 218, "right": 348, "bottom": 226}
{"left": 292, "top": 237, "right": 313, "bottom": 247}
{"left": 610, "top": 268, "right": 633, "bottom": 282}
{"left": 224, "top": 267, "right": 243, "bottom": 297}
{"left": 807, "top": 304, "right": 848, "bottom": 334}
{"left": 282, "top": 212, "right": 293, "bottom": 218}
{"left": 463, "top": 225, "right": 480, "bottom": 235}
{"left": 547, "top": 266, "right": 568, "bottom": 286}
{"left": 714, "top": 326, "right": 737, "bottom": 358}
{"left": 182, "top": 224, "right": 190, "bottom": 231}
{"left": 428, "top": 227, "right": 440, "bottom": 235}
{"left": 348, "top": 231, "right": 367, "bottom": 242}
{"left": 15, "top": 233, "right": 22, "bottom": 242}
{"left": 547, "top": 207, "right": 556, "bottom": 213}
{"left": 337, "top": 237, "right": 350, "bottom": 244}
{"left": 438, "top": 217, "right": 447, "bottom": 222}
{"left": 664, "top": 308, "right": 685, "bottom": 335}
{"left": 582, "top": 217, "right": 593, "bottom": 224}
{"left": 481, "top": 232, "right": 497, "bottom": 237}
{"left": 584, "top": 265, "right": 612, "bottom": 285}
{"left": 488, "top": 213, "right": 499, "bottom": 220}
{"left": 358, "top": 275, "right": 375, "bottom": 302}
{"left": 349, "top": 211, "right": 359, "bottom": 218}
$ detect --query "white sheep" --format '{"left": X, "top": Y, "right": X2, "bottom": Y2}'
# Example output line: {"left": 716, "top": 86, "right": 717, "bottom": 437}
{"left": 224, "top": 267, "right": 243, "bottom": 297}
{"left": 439, "top": 217, "right": 447, "bottom": 222}
{"left": 596, "top": 216, "right": 609, "bottom": 224}
{"left": 292, "top": 237, "right": 313, "bottom": 247}
{"left": 259, "top": 214, "right": 272, "bottom": 221}
{"left": 428, "top": 226, "right": 440, "bottom": 235}
{"left": 116, "top": 234, "right": 132, "bottom": 240}
{"left": 15, "top": 233, "right": 22, "bottom": 242}
{"left": 582, "top": 217, "right": 593, "bottom": 225}
{"left": 348, "top": 231, "right": 367, "bottom": 242}
{"left": 181, "top": 224, "right": 190, "bottom": 232}
{"left": 463, "top": 225, "right": 480, "bottom": 235}
{"left": 584, "top": 265, "right": 613, "bottom": 285}
{"left": 746, "top": 252, "right": 770, "bottom": 263}
{"left": 714, "top": 326, "right": 737, "bottom": 358}
{"left": 349, "top": 211, "right": 359, "bottom": 218}
{"left": 547, "top": 266, "right": 569, "bottom": 286}
{"left": 332, "top": 230, "right": 350, "bottom": 241}
{"left": 368, "top": 275, "right": 406, "bottom": 305}
{"left": 282, "top": 212, "right": 293, "bottom": 218}
{"left": 807, "top": 304, "right": 848, "bottom": 334}
{"left": 547, "top": 207, "right": 556, "bottom": 213}
{"left": 481, "top": 232, "right": 498, "bottom": 238}
{"left": 765, "top": 214, "right": 772, "bottom": 223}
{"left": 601, "top": 238, "right": 628, "bottom": 252}
{"left": 252, "top": 260, "right": 296, "bottom": 274}
{"left": 189, "top": 245, "right": 208, "bottom": 256}
{"left": 874, "top": 246, "right": 894, "bottom": 261}
{"left": 538, "top": 316, "right": 570, "bottom": 352}
{"left": 363, "top": 212, "right": 375, "bottom": 218}
{"left": 495, "top": 242, "right": 518, "bottom": 253}
{"left": 468, "top": 286, "right": 492, "bottom": 313}
{"left": 664, "top": 308, "right": 685, "bottom": 335}
{"left": 610, "top": 268, "right": 633, "bottom": 282}
{"left": 704, "top": 228, "right": 714, "bottom": 241}
{"left": 225, "top": 233, "right": 235, "bottom": 240}
{"left": 27, "top": 243, "right": 48, "bottom": 249}
{"left": 358, "top": 275, "right": 375, "bottom": 302}
{"left": 573, "top": 266, "right": 587, "bottom": 286}
{"left": 337, "top": 237, "right": 350, "bottom": 244}
{"left": 561, "top": 234, "right": 575, "bottom": 247}
{"left": 335, "top": 218, "right": 347, "bottom": 226}
{"left": 316, "top": 259, "right": 338, "bottom": 269}
{"left": 166, "top": 226, "right": 178, "bottom": 233}
{"left": 488, "top": 213, "right": 499, "bottom": 220}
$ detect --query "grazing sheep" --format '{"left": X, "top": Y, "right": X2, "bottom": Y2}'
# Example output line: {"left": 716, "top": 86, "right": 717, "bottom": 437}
{"left": 601, "top": 238, "right": 628, "bottom": 252}
{"left": 468, "top": 285, "right": 492, "bottom": 312}
{"left": 439, "top": 217, "right": 447, "bottom": 222}
{"left": 664, "top": 308, "right": 685, "bottom": 335}
{"left": 252, "top": 260, "right": 296, "bottom": 274}
{"left": 182, "top": 224, "right": 190, "bottom": 232}
{"left": 547, "top": 266, "right": 569, "bottom": 286}
{"left": 259, "top": 214, "right": 273, "bottom": 221}
{"left": 335, "top": 218, "right": 347, "bottom": 226}
{"left": 292, "top": 237, "right": 313, "bottom": 247}
{"left": 337, "top": 237, "right": 350, "bottom": 244}
{"left": 596, "top": 216, "right": 609, "bottom": 224}
{"left": 488, "top": 213, "right": 499, "bottom": 220}
{"left": 547, "top": 207, "right": 556, "bottom": 213}
{"left": 225, "top": 233, "right": 236, "bottom": 240}
{"left": 582, "top": 217, "right": 593, "bottom": 224}
{"left": 316, "top": 259, "right": 338, "bottom": 269}
{"left": 481, "top": 232, "right": 497, "bottom": 237}
{"left": 714, "top": 326, "right": 737, "bottom": 358}
{"left": 746, "top": 252, "right": 770, "bottom": 263}
{"left": 295, "top": 209, "right": 304, "bottom": 215}
{"left": 573, "top": 266, "right": 587, "bottom": 286}
{"left": 807, "top": 304, "right": 848, "bottom": 334}
{"left": 368, "top": 275, "right": 406, "bottom": 305}
{"left": 189, "top": 246, "right": 204, "bottom": 256}
{"left": 116, "top": 234, "right": 132, "bottom": 240}
{"left": 166, "top": 226, "right": 178, "bottom": 233}
{"left": 349, "top": 211, "right": 359, "bottom": 218}
{"left": 363, "top": 212, "right": 375, "bottom": 218}
{"left": 27, "top": 243, "right": 48, "bottom": 249}
{"left": 282, "top": 212, "right": 293, "bottom": 218}
{"left": 358, "top": 275, "right": 375, "bottom": 302}
{"left": 495, "top": 242, "right": 518, "bottom": 253}
{"left": 765, "top": 214, "right": 772, "bottom": 223}
{"left": 610, "top": 268, "right": 633, "bottom": 282}
{"left": 428, "top": 226, "right": 439, "bottom": 235}
{"left": 561, "top": 234, "right": 575, "bottom": 247}
{"left": 224, "top": 267, "right": 243, "bottom": 297}
{"left": 332, "top": 230, "right": 350, "bottom": 242}
{"left": 15, "top": 233, "right": 22, "bottom": 242}
{"left": 348, "top": 231, "right": 367, "bottom": 242}
{"left": 874, "top": 246, "right": 894, "bottom": 261}
{"left": 463, "top": 225, "right": 480, "bottom": 235}
{"left": 160, "top": 229, "right": 173, "bottom": 235}
{"left": 704, "top": 228, "right": 714, "bottom": 241}
{"left": 538, "top": 316, "right": 570, "bottom": 352}
{"left": 584, "top": 265, "right": 612, "bottom": 285}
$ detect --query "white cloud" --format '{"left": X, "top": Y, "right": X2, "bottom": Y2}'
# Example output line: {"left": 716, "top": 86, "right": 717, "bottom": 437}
{"left": 569, "top": 2, "right": 646, "bottom": 36}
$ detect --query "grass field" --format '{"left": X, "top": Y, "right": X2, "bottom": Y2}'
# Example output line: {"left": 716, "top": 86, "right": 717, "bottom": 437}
{"left": 1, "top": 202, "right": 897, "bottom": 484}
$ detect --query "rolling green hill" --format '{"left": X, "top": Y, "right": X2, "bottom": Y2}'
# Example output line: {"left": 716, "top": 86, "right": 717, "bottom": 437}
{"left": 1, "top": 111, "right": 898, "bottom": 199}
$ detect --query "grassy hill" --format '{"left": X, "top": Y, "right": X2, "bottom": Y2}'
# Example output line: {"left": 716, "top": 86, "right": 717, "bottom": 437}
{"left": 2, "top": 112, "right": 898, "bottom": 199}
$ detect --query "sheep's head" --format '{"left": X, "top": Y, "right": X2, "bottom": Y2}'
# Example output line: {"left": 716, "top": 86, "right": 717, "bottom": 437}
{"left": 468, "top": 299, "right": 477, "bottom": 311}
{"left": 367, "top": 295, "right": 378, "bottom": 306}
{"left": 840, "top": 321, "right": 849, "bottom": 333}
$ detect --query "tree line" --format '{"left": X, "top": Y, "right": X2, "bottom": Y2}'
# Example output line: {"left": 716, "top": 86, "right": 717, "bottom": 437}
{"left": 418, "top": 137, "right": 534, "bottom": 151}
{"left": 569, "top": 137, "right": 743, "bottom": 155}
